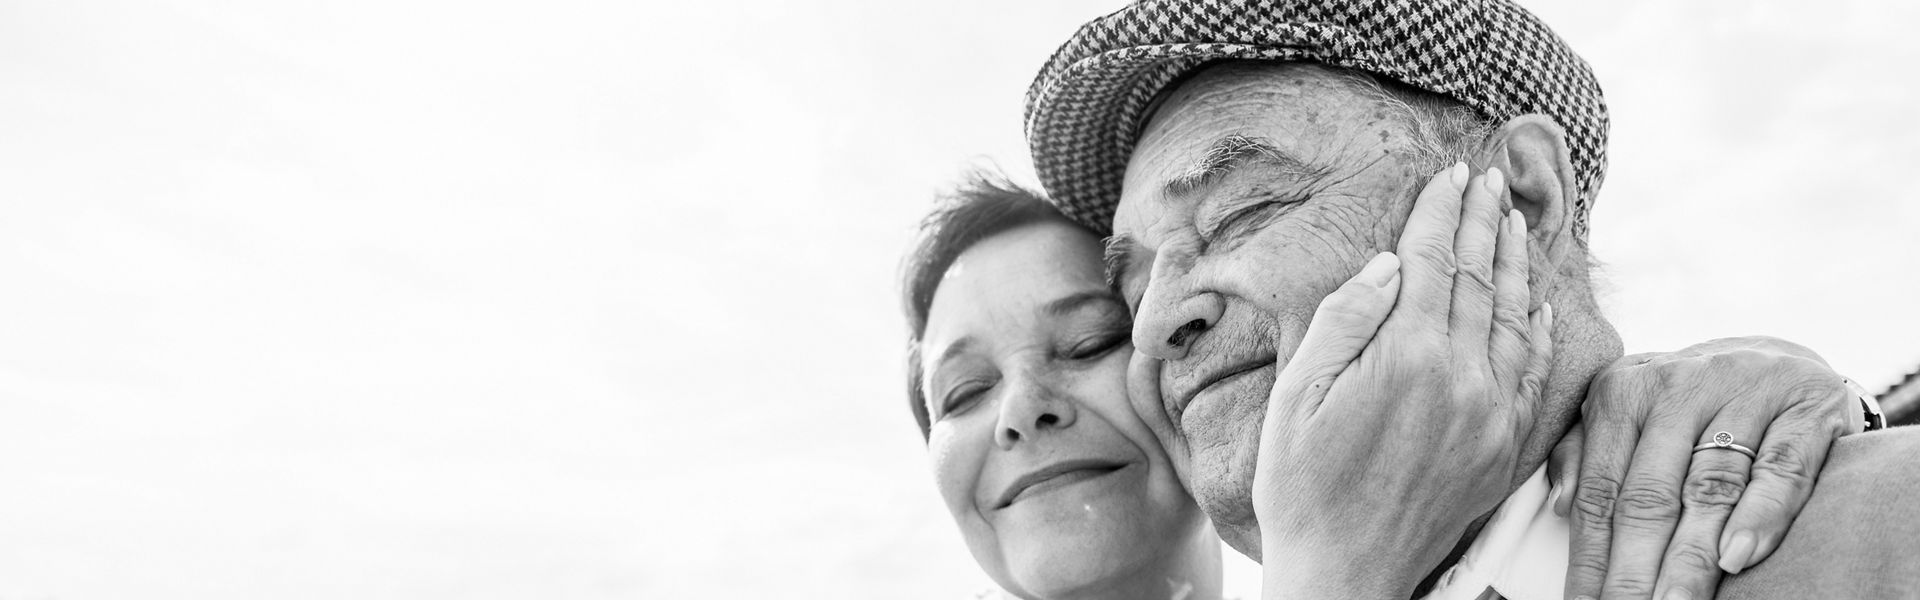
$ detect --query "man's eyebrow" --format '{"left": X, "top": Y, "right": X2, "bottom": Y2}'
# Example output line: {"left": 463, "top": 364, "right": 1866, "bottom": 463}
{"left": 1162, "top": 134, "right": 1326, "bottom": 198}
{"left": 1043, "top": 290, "right": 1125, "bottom": 317}
{"left": 1101, "top": 233, "right": 1136, "bottom": 292}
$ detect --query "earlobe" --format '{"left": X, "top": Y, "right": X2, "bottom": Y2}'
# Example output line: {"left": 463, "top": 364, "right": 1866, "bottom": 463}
{"left": 1482, "top": 114, "right": 1579, "bottom": 305}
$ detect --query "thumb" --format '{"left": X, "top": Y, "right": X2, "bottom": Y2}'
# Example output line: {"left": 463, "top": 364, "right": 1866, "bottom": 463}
{"left": 1548, "top": 419, "right": 1584, "bottom": 517}
{"left": 1268, "top": 252, "right": 1402, "bottom": 426}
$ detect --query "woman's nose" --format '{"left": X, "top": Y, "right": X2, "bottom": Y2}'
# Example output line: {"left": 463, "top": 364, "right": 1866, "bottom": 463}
{"left": 993, "top": 379, "right": 1078, "bottom": 450}
{"left": 1132, "top": 265, "right": 1224, "bottom": 361}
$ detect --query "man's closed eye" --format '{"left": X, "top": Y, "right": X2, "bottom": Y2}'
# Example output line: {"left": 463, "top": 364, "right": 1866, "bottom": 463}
{"left": 1205, "top": 197, "right": 1304, "bottom": 245}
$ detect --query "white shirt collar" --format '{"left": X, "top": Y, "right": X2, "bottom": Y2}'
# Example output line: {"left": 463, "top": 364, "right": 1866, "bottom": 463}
{"left": 1419, "top": 466, "right": 1571, "bottom": 600}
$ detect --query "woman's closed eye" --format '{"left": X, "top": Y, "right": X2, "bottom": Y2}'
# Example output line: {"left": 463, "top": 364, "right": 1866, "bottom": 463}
{"left": 940, "top": 379, "right": 996, "bottom": 418}
{"left": 1065, "top": 332, "right": 1130, "bottom": 361}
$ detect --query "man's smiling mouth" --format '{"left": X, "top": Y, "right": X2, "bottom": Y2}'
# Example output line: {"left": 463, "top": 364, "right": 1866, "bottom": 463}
{"left": 1171, "top": 358, "right": 1275, "bottom": 427}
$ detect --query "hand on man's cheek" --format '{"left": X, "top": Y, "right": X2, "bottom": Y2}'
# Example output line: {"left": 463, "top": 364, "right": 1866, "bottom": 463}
{"left": 1196, "top": 193, "right": 1407, "bottom": 350}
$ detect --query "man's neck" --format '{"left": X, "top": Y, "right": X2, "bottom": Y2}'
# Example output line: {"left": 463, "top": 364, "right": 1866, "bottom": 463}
{"left": 1412, "top": 293, "right": 1624, "bottom": 597}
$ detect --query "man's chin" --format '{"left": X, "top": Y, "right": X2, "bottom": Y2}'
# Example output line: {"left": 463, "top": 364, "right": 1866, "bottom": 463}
{"left": 1190, "top": 463, "right": 1263, "bottom": 562}
{"left": 1184, "top": 420, "right": 1266, "bottom": 562}
{"left": 1172, "top": 359, "right": 1277, "bottom": 561}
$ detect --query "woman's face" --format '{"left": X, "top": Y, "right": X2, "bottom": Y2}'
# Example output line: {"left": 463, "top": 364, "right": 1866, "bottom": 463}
{"left": 919, "top": 221, "right": 1204, "bottom": 598}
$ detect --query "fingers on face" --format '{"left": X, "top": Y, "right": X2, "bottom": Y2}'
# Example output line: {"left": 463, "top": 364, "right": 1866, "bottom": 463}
{"left": 1487, "top": 199, "right": 1530, "bottom": 384}
{"left": 1448, "top": 167, "right": 1506, "bottom": 348}
{"left": 1390, "top": 162, "right": 1468, "bottom": 327}
{"left": 1273, "top": 252, "right": 1402, "bottom": 426}
{"left": 1721, "top": 399, "right": 1847, "bottom": 573}
{"left": 1651, "top": 419, "right": 1763, "bottom": 600}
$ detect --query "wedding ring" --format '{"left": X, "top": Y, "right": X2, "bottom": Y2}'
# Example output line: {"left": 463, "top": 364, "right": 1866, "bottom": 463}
{"left": 1691, "top": 430, "right": 1757, "bottom": 459}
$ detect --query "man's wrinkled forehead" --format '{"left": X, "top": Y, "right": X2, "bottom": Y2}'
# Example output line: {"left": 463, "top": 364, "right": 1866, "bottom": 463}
{"left": 1115, "top": 64, "right": 1357, "bottom": 215}
{"left": 1103, "top": 133, "right": 1323, "bottom": 290}
{"left": 1105, "top": 63, "right": 1361, "bottom": 288}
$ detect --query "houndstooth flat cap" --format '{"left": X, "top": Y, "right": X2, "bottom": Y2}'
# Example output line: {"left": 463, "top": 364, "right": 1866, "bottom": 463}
{"left": 1024, "top": 0, "right": 1608, "bottom": 238}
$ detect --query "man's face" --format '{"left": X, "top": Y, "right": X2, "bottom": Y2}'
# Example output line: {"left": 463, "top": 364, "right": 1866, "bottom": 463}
{"left": 1110, "top": 63, "right": 1439, "bottom": 557}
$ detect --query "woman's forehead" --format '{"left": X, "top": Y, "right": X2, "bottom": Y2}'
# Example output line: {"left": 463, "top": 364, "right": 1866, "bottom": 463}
{"left": 921, "top": 223, "right": 1109, "bottom": 350}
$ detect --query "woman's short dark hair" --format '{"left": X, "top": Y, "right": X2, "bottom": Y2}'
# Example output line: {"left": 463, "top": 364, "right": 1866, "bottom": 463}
{"left": 900, "top": 170, "right": 1079, "bottom": 440}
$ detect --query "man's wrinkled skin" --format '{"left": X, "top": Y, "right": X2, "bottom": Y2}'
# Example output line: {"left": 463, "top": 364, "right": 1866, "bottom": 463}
{"left": 1111, "top": 62, "right": 1621, "bottom": 560}
{"left": 1107, "top": 59, "right": 1893, "bottom": 600}
{"left": 1236, "top": 167, "right": 1558, "bottom": 599}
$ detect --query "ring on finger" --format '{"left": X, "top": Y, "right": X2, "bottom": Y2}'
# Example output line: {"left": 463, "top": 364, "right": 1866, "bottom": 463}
{"left": 1691, "top": 430, "right": 1758, "bottom": 459}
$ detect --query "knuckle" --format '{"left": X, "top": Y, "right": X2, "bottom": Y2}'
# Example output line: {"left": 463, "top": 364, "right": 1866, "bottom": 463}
{"left": 1789, "top": 375, "right": 1849, "bottom": 413}
{"left": 1607, "top": 570, "right": 1658, "bottom": 597}
{"left": 1492, "top": 309, "right": 1530, "bottom": 335}
{"left": 1705, "top": 347, "right": 1767, "bottom": 372}
{"left": 1518, "top": 372, "right": 1546, "bottom": 402}
{"left": 1729, "top": 486, "right": 1792, "bottom": 519}
{"left": 1564, "top": 553, "right": 1611, "bottom": 586}
{"left": 1448, "top": 369, "right": 1494, "bottom": 400}
{"left": 1664, "top": 542, "right": 1723, "bottom": 577}
{"left": 1682, "top": 464, "right": 1749, "bottom": 509}
{"left": 1457, "top": 264, "right": 1497, "bottom": 295}
{"left": 1614, "top": 484, "right": 1683, "bottom": 524}
{"left": 1455, "top": 245, "right": 1493, "bottom": 273}
{"left": 1412, "top": 241, "right": 1456, "bottom": 273}
{"left": 1582, "top": 373, "right": 1636, "bottom": 419}
{"left": 1572, "top": 475, "right": 1622, "bottom": 523}
{"left": 1753, "top": 442, "right": 1816, "bottom": 485}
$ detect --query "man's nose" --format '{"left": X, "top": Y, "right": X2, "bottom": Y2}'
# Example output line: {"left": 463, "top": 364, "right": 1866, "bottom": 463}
{"left": 993, "top": 378, "right": 1078, "bottom": 450}
{"left": 1132, "top": 257, "right": 1224, "bottom": 361}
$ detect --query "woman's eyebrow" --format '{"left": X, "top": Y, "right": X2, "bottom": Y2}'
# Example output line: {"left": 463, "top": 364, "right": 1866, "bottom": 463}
{"left": 931, "top": 337, "right": 976, "bottom": 373}
{"left": 1044, "top": 290, "right": 1125, "bottom": 317}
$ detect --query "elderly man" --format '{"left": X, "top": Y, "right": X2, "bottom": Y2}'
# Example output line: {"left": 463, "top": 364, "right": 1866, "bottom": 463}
{"left": 1021, "top": 0, "right": 1918, "bottom": 599}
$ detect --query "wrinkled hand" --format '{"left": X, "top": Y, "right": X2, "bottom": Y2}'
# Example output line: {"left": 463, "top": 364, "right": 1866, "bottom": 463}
{"left": 1549, "top": 337, "right": 1858, "bottom": 600}
{"left": 1253, "top": 164, "right": 1553, "bottom": 599}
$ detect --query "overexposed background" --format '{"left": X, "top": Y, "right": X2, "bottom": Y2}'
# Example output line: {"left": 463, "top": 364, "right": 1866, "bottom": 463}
{"left": 1, "top": 1, "right": 1915, "bottom": 598}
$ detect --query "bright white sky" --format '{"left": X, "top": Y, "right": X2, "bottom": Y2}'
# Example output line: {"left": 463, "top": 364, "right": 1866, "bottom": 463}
{"left": 1, "top": 1, "right": 1915, "bottom": 599}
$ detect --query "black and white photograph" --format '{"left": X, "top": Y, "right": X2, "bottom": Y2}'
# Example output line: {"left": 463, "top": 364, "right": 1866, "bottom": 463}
{"left": 2, "top": 0, "right": 1917, "bottom": 598}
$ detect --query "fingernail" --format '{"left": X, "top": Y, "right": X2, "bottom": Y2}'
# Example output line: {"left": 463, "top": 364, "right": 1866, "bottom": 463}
{"left": 1541, "top": 302, "right": 1554, "bottom": 329}
{"left": 1485, "top": 167, "right": 1505, "bottom": 194}
{"left": 1748, "top": 536, "right": 1777, "bottom": 570}
{"left": 1664, "top": 588, "right": 1694, "bottom": 600}
{"left": 1358, "top": 252, "right": 1401, "bottom": 287}
{"left": 1509, "top": 209, "right": 1527, "bottom": 236}
{"left": 1449, "top": 161, "right": 1469, "bottom": 188}
{"left": 1545, "top": 484, "right": 1562, "bottom": 516}
{"left": 1719, "top": 530, "right": 1756, "bottom": 574}
{"left": 1553, "top": 483, "right": 1572, "bottom": 517}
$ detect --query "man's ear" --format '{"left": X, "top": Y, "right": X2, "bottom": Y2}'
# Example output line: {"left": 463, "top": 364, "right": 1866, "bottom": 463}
{"left": 1478, "top": 114, "right": 1577, "bottom": 307}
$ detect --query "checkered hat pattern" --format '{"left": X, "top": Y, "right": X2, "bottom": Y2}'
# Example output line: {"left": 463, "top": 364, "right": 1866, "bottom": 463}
{"left": 1023, "top": 0, "right": 1608, "bottom": 238}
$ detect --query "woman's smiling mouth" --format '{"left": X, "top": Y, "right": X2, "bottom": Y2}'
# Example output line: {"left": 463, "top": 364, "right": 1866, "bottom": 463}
{"left": 995, "top": 460, "right": 1131, "bottom": 509}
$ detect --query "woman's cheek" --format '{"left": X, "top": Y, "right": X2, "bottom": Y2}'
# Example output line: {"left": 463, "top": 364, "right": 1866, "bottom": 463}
{"left": 926, "top": 422, "right": 986, "bottom": 520}
{"left": 1079, "top": 350, "right": 1135, "bottom": 409}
